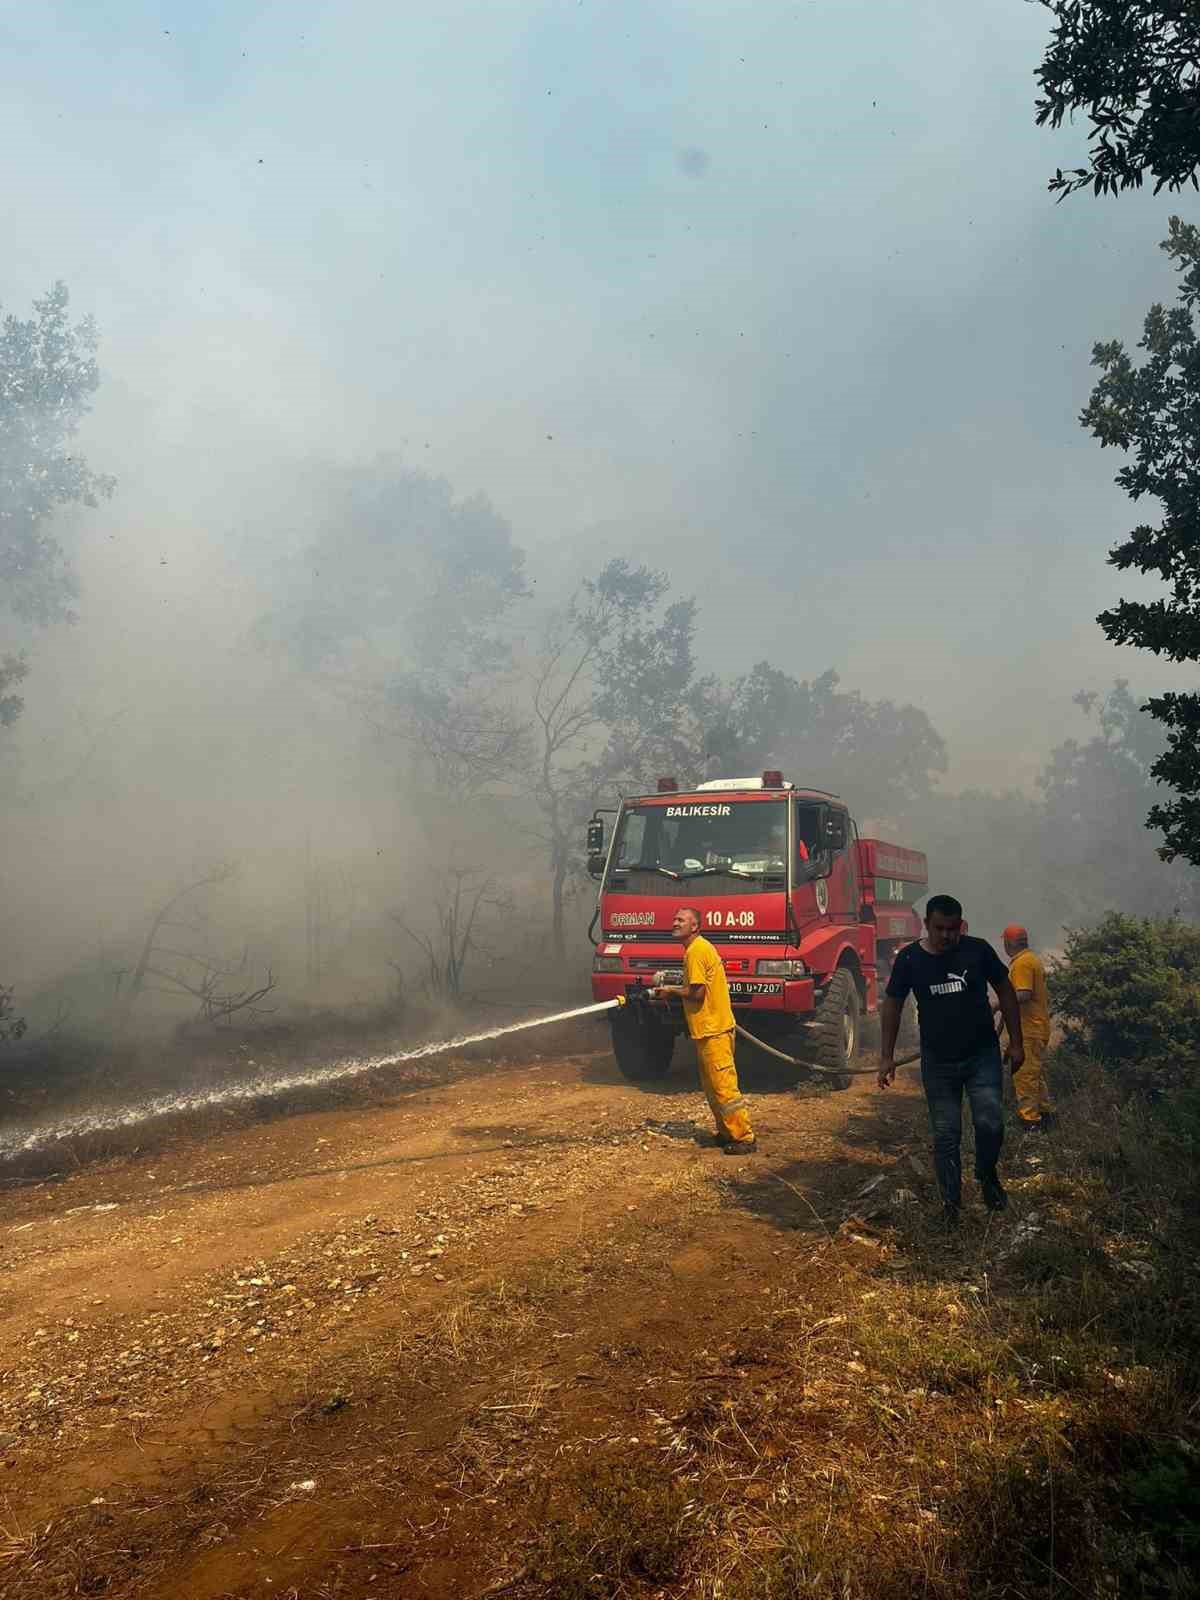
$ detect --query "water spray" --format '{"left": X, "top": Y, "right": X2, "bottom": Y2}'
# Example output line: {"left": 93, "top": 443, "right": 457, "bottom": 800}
{"left": 0, "top": 987, "right": 916, "bottom": 1171}
{"left": 0, "top": 997, "right": 625, "bottom": 1165}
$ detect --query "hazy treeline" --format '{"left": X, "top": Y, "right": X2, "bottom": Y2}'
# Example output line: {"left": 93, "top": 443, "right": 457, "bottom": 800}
{"left": 0, "top": 286, "right": 1194, "bottom": 1041}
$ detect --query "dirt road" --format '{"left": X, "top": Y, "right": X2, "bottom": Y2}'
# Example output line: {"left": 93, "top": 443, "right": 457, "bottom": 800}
{"left": 0, "top": 1033, "right": 931, "bottom": 1598}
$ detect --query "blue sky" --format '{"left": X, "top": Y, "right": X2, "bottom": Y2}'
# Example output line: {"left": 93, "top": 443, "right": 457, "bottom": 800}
{"left": 2, "top": 0, "right": 1193, "bottom": 789}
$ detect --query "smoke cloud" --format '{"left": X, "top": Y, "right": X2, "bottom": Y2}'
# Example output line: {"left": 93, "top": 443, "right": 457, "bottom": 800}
{"left": 2, "top": 1, "right": 1197, "bottom": 1033}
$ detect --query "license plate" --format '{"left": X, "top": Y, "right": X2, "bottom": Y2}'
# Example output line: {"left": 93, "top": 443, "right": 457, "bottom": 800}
{"left": 729, "top": 982, "right": 782, "bottom": 997}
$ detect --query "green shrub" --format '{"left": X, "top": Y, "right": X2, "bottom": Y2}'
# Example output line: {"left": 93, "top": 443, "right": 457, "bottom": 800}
{"left": 1122, "top": 1442, "right": 1200, "bottom": 1560}
{"left": 1050, "top": 914, "right": 1200, "bottom": 1085}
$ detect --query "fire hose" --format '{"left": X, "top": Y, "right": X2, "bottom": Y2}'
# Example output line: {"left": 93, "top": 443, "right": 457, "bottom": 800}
{"left": 623, "top": 974, "right": 921, "bottom": 1079}
{"left": 733, "top": 1020, "right": 921, "bottom": 1078}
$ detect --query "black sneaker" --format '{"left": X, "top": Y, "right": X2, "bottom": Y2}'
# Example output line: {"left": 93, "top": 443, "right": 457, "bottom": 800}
{"left": 980, "top": 1175, "right": 1008, "bottom": 1212}
{"left": 723, "top": 1138, "right": 758, "bottom": 1156}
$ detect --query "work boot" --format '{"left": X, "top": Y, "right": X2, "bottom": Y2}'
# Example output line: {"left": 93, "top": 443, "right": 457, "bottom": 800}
{"left": 940, "top": 1202, "right": 960, "bottom": 1230}
{"left": 722, "top": 1137, "right": 758, "bottom": 1156}
{"left": 980, "top": 1175, "right": 1008, "bottom": 1212}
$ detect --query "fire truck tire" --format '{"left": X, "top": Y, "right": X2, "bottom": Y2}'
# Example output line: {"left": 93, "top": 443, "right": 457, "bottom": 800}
{"left": 812, "top": 967, "right": 861, "bottom": 1088}
{"left": 609, "top": 1008, "right": 675, "bottom": 1081}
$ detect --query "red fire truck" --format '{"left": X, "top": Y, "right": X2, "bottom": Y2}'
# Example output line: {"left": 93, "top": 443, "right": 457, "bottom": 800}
{"left": 587, "top": 771, "right": 927, "bottom": 1081}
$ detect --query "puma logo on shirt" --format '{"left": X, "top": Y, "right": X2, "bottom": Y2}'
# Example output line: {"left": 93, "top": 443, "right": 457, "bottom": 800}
{"left": 930, "top": 971, "right": 968, "bottom": 995}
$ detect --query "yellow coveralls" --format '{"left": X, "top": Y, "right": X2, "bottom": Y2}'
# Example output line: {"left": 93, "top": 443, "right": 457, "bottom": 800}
{"left": 1009, "top": 948, "right": 1054, "bottom": 1123}
{"left": 683, "top": 935, "right": 755, "bottom": 1146}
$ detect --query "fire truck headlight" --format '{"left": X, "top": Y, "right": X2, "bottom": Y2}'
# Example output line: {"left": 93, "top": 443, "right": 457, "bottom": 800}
{"left": 756, "top": 959, "right": 807, "bottom": 977}
{"left": 593, "top": 955, "right": 623, "bottom": 973}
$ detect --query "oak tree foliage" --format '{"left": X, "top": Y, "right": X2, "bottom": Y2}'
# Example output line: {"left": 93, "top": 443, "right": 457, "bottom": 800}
{"left": 0, "top": 652, "right": 29, "bottom": 729}
{"left": 0, "top": 282, "right": 114, "bottom": 731}
{"left": 1, "top": 282, "right": 114, "bottom": 629}
{"left": 1039, "top": 682, "right": 1199, "bottom": 917}
{"left": 697, "top": 663, "right": 947, "bottom": 821}
{"left": 254, "top": 457, "right": 530, "bottom": 789}
{"left": 1083, "top": 219, "right": 1200, "bottom": 865}
{"left": 1034, "top": 1, "right": 1200, "bottom": 197}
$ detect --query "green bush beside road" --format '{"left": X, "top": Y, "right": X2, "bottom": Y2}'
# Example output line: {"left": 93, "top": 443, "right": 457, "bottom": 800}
{"left": 1050, "top": 914, "right": 1200, "bottom": 1089}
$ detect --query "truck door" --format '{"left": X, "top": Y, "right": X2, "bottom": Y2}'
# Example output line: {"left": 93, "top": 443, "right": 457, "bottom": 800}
{"left": 823, "top": 806, "right": 858, "bottom": 924}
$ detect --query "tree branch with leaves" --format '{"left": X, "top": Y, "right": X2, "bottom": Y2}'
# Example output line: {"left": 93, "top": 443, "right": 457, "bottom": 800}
{"left": 1, "top": 282, "right": 115, "bottom": 653}
{"left": 525, "top": 560, "right": 699, "bottom": 958}
{"left": 253, "top": 456, "right": 530, "bottom": 801}
{"left": 1081, "top": 217, "right": 1200, "bottom": 864}
{"left": 696, "top": 663, "right": 946, "bottom": 823}
{"left": 1034, "top": 1, "right": 1200, "bottom": 198}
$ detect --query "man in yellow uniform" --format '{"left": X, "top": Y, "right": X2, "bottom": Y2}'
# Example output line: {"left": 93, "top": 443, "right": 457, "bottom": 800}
{"left": 1000, "top": 923, "right": 1054, "bottom": 1126}
{"left": 653, "top": 906, "right": 756, "bottom": 1153}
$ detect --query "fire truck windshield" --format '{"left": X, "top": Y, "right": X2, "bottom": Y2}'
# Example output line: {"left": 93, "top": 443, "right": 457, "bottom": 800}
{"left": 607, "top": 800, "right": 818, "bottom": 896}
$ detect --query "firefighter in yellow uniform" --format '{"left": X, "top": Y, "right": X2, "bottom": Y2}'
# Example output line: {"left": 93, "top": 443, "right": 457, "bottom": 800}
{"left": 653, "top": 906, "right": 756, "bottom": 1152}
{"left": 1001, "top": 923, "right": 1054, "bottom": 1126}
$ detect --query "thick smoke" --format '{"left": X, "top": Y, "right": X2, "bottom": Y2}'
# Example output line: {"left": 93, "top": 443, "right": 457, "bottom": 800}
{"left": 2, "top": 2, "right": 1198, "bottom": 1049}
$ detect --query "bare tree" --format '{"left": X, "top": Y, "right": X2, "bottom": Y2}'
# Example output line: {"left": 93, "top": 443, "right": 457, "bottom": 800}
{"left": 116, "top": 864, "right": 277, "bottom": 1030}
{"left": 304, "top": 853, "right": 326, "bottom": 992}
{"left": 303, "top": 845, "right": 362, "bottom": 991}
{"left": 143, "top": 948, "right": 278, "bottom": 1027}
{"left": 116, "top": 864, "right": 238, "bottom": 1023}
{"left": 527, "top": 613, "right": 606, "bottom": 964}
{"left": 393, "top": 866, "right": 508, "bottom": 1001}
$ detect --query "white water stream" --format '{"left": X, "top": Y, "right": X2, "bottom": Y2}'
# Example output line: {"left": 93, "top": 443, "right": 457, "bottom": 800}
{"left": 0, "top": 998, "right": 622, "bottom": 1164}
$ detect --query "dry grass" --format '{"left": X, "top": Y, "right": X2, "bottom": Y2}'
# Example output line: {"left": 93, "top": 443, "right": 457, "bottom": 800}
{"left": 0, "top": 1505, "right": 47, "bottom": 1570}
{"left": 5, "top": 1059, "right": 1197, "bottom": 1599}
{"left": 515, "top": 1067, "right": 1200, "bottom": 1600}
{"left": 521, "top": 1460, "right": 699, "bottom": 1599}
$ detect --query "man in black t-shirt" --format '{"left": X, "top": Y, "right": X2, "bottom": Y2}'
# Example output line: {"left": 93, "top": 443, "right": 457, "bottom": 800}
{"left": 878, "top": 894, "right": 1025, "bottom": 1223}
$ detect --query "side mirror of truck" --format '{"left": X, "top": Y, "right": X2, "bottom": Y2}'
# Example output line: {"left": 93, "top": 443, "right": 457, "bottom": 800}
{"left": 586, "top": 819, "right": 604, "bottom": 855}
{"left": 587, "top": 853, "right": 607, "bottom": 879}
{"left": 824, "top": 812, "right": 847, "bottom": 851}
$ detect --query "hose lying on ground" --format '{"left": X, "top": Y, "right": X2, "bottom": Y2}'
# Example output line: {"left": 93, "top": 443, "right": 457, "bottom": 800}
{"left": 733, "top": 1021, "right": 921, "bottom": 1079}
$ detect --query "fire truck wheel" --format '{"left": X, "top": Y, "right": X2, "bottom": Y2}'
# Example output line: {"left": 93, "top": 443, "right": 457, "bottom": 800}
{"left": 609, "top": 1007, "right": 676, "bottom": 1081}
{"left": 812, "top": 967, "right": 861, "bottom": 1088}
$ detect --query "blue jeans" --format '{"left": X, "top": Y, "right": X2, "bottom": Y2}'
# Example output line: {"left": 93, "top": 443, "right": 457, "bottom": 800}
{"left": 920, "top": 1042, "right": 1004, "bottom": 1209}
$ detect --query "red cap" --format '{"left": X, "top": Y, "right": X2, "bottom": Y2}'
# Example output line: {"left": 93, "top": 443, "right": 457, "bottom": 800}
{"left": 1002, "top": 923, "right": 1028, "bottom": 944}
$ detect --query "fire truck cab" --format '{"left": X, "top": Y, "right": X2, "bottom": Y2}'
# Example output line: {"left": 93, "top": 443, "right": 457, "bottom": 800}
{"left": 586, "top": 771, "right": 927, "bottom": 1082}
